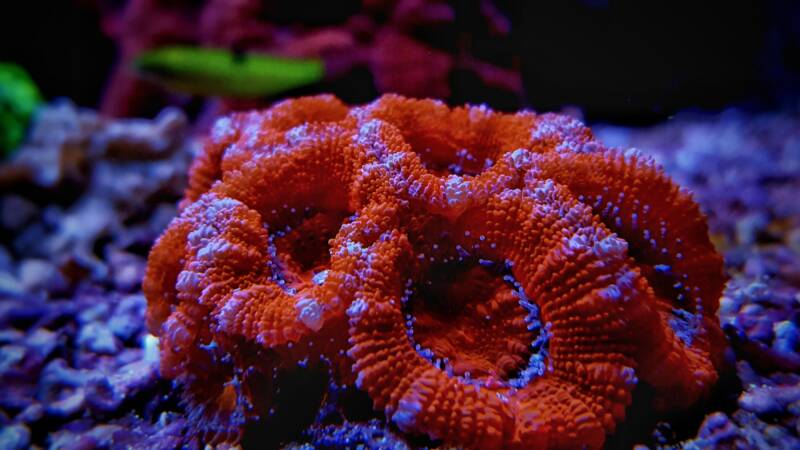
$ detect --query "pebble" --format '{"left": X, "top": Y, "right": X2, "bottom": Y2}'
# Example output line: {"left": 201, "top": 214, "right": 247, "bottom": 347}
{"left": 0, "top": 271, "right": 25, "bottom": 297}
{"left": 0, "top": 195, "right": 38, "bottom": 230}
{"left": 86, "top": 359, "right": 158, "bottom": 413}
{"left": 740, "top": 387, "right": 785, "bottom": 416}
{"left": 77, "top": 322, "right": 120, "bottom": 354}
{"left": 0, "top": 424, "right": 31, "bottom": 450}
{"left": 788, "top": 227, "right": 800, "bottom": 254}
{"left": 45, "top": 389, "right": 86, "bottom": 418}
{"left": 773, "top": 320, "right": 799, "bottom": 354}
{"left": 25, "top": 328, "right": 59, "bottom": 360}
{"left": 77, "top": 302, "right": 110, "bottom": 325}
{"left": 48, "top": 423, "right": 124, "bottom": 450}
{"left": 109, "top": 251, "right": 146, "bottom": 292}
{"left": 17, "top": 402, "right": 44, "bottom": 423}
{"left": 0, "top": 345, "right": 26, "bottom": 373}
{"left": 0, "top": 329, "right": 23, "bottom": 345}
{"left": 107, "top": 294, "right": 146, "bottom": 341}
{"left": 18, "top": 259, "right": 66, "bottom": 294}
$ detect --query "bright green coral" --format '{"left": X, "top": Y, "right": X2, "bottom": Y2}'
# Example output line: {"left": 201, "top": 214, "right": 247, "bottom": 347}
{"left": 0, "top": 63, "right": 42, "bottom": 155}
{"left": 133, "top": 46, "right": 325, "bottom": 98}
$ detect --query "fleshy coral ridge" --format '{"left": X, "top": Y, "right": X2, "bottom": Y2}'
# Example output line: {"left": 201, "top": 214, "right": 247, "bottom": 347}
{"left": 143, "top": 94, "right": 726, "bottom": 448}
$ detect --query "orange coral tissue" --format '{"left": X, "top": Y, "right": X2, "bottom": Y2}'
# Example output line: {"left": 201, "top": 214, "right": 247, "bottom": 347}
{"left": 143, "top": 94, "right": 727, "bottom": 448}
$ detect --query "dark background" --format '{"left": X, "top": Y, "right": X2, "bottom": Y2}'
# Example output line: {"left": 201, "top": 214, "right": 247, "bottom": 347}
{"left": 1, "top": 0, "right": 798, "bottom": 123}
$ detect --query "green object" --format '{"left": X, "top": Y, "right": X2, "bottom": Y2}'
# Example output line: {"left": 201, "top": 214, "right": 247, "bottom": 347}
{"left": 133, "top": 46, "right": 325, "bottom": 98}
{"left": 0, "top": 63, "right": 42, "bottom": 155}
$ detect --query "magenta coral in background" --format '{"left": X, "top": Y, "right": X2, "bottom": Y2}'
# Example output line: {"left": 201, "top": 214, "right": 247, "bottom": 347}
{"left": 92, "top": 0, "right": 522, "bottom": 119}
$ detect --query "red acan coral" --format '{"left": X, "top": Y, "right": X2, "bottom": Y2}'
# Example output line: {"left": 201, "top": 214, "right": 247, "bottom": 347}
{"left": 144, "top": 94, "right": 727, "bottom": 448}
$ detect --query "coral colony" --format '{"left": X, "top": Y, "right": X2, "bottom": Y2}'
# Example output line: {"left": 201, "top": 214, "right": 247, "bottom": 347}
{"left": 144, "top": 95, "right": 725, "bottom": 448}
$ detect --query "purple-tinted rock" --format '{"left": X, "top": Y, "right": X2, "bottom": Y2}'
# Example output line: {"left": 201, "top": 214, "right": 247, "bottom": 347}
{"left": 0, "top": 385, "right": 36, "bottom": 412}
{"left": 748, "top": 316, "right": 776, "bottom": 342}
{"left": 38, "top": 358, "right": 82, "bottom": 387}
{"left": 114, "top": 348, "right": 146, "bottom": 366}
{"left": 740, "top": 302, "right": 765, "bottom": 317}
{"left": 45, "top": 388, "right": 86, "bottom": 419}
{"left": 788, "top": 228, "right": 800, "bottom": 254}
{"left": 695, "top": 412, "right": 739, "bottom": 445}
{"left": 764, "top": 424, "right": 799, "bottom": 447}
{"left": 0, "top": 271, "right": 24, "bottom": 297}
{"left": 45, "top": 198, "right": 115, "bottom": 257}
{"left": 0, "top": 195, "right": 38, "bottom": 230}
{"left": 0, "top": 345, "right": 26, "bottom": 373}
{"left": 18, "top": 259, "right": 67, "bottom": 294}
{"left": 108, "top": 295, "right": 146, "bottom": 341}
{"left": 77, "top": 322, "right": 120, "bottom": 354}
{"left": 0, "top": 424, "right": 31, "bottom": 450}
{"left": 17, "top": 402, "right": 44, "bottom": 423}
{"left": 289, "top": 419, "right": 411, "bottom": 450}
{"left": 744, "top": 254, "right": 779, "bottom": 278}
{"left": 0, "top": 104, "right": 197, "bottom": 447}
{"left": 76, "top": 302, "right": 110, "bottom": 325}
{"left": 718, "top": 295, "right": 737, "bottom": 316}
{"left": 740, "top": 387, "right": 784, "bottom": 416}
{"left": 48, "top": 423, "right": 124, "bottom": 450}
{"left": 92, "top": 107, "right": 187, "bottom": 159}
{"left": 25, "top": 328, "right": 59, "bottom": 361}
{"left": 736, "top": 213, "right": 770, "bottom": 246}
{"left": 772, "top": 384, "right": 800, "bottom": 407}
{"left": 0, "top": 246, "right": 12, "bottom": 271}
{"left": 773, "top": 320, "right": 799, "bottom": 354}
{"left": 12, "top": 100, "right": 100, "bottom": 187}
{"left": 0, "top": 329, "right": 23, "bottom": 345}
{"left": 108, "top": 251, "right": 146, "bottom": 292}
{"left": 744, "top": 280, "right": 772, "bottom": 302}
{"left": 86, "top": 359, "right": 157, "bottom": 413}
{"left": 58, "top": 250, "right": 109, "bottom": 284}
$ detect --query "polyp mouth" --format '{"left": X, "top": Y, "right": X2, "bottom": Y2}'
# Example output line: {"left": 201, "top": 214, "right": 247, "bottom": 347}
{"left": 267, "top": 207, "right": 350, "bottom": 290}
{"left": 404, "top": 257, "right": 546, "bottom": 383}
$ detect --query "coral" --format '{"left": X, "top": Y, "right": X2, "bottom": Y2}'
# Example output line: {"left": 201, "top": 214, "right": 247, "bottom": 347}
{"left": 595, "top": 111, "right": 800, "bottom": 448}
{"left": 144, "top": 94, "right": 726, "bottom": 448}
{"left": 596, "top": 111, "right": 800, "bottom": 249}
{"left": 92, "top": 0, "right": 521, "bottom": 117}
{"left": 0, "top": 63, "right": 42, "bottom": 155}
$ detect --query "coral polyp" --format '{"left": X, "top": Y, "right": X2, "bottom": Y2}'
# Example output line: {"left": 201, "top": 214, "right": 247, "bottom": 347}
{"left": 143, "top": 94, "right": 726, "bottom": 448}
